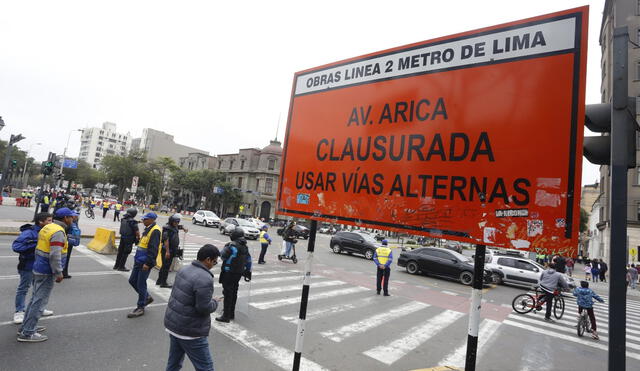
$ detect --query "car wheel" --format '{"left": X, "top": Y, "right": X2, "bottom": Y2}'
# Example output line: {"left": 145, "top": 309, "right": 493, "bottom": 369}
{"left": 491, "top": 272, "right": 502, "bottom": 285}
{"left": 406, "top": 261, "right": 419, "bottom": 275}
{"left": 364, "top": 249, "right": 374, "bottom": 260}
{"left": 331, "top": 244, "right": 341, "bottom": 254}
{"left": 460, "top": 271, "right": 473, "bottom": 285}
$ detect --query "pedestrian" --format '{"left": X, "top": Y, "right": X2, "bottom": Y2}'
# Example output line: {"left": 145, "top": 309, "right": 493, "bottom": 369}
{"left": 164, "top": 244, "right": 221, "bottom": 371}
{"left": 11, "top": 213, "right": 54, "bottom": 325}
{"left": 127, "top": 212, "right": 162, "bottom": 318}
{"left": 114, "top": 208, "right": 140, "bottom": 271}
{"left": 157, "top": 214, "right": 187, "bottom": 288}
{"left": 63, "top": 213, "right": 81, "bottom": 279}
{"left": 113, "top": 201, "right": 122, "bottom": 222}
{"left": 599, "top": 259, "right": 608, "bottom": 282}
{"left": 374, "top": 239, "right": 393, "bottom": 296}
{"left": 18, "top": 207, "right": 76, "bottom": 342}
{"left": 215, "top": 227, "right": 252, "bottom": 323}
{"left": 282, "top": 221, "right": 297, "bottom": 258}
{"left": 584, "top": 263, "right": 591, "bottom": 281}
{"left": 102, "top": 200, "right": 110, "bottom": 218}
{"left": 566, "top": 256, "right": 575, "bottom": 277}
{"left": 591, "top": 262, "right": 600, "bottom": 283}
{"left": 258, "top": 225, "right": 272, "bottom": 264}
{"left": 628, "top": 264, "right": 639, "bottom": 290}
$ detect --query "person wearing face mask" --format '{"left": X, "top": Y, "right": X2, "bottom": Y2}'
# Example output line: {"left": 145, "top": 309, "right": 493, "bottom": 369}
{"left": 163, "top": 244, "right": 221, "bottom": 371}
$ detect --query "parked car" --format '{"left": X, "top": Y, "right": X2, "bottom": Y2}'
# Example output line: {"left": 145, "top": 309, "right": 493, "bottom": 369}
{"left": 397, "top": 247, "right": 493, "bottom": 285}
{"left": 329, "top": 231, "right": 380, "bottom": 260}
{"left": 192, "top": 210, "right": 222, "bottom": 227}
{"left": 277, "top": 224, "right": 310, "bottom": 240}
{"left": 486, "top": 252, "right": 576, "bottom": 288}
{"left": 219, "top": 217, "right": 260, "bottom": 239}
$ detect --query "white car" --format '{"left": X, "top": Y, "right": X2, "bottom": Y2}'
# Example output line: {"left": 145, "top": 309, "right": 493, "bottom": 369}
{"left": 192, "top": 210, "right": 222, "bottom": 227}
{"left": 220, "top": 217, "right": 260, "bottom": 239}
{"left": 486, "top": 251, "right": 576, "bottom": 289}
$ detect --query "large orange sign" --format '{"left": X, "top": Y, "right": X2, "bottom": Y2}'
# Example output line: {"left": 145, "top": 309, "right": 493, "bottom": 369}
{"left": 278, "top": 7, "right": 588, "bottom": 255}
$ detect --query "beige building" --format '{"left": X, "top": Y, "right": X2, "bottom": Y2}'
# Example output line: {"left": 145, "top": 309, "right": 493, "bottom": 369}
{"left": 596, "top": 0, "right": 640, "bottom": 262}
{"left": 216, "top": 140, "right": 282, "bottom": 220}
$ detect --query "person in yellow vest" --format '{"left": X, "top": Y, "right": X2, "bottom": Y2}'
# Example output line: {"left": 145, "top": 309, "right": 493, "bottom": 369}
{"left": 128, "top": 212, "right": 162, "bottom": 318}
{"left": 17, "top": 207, "right": 76, "bottom": 343}
{"left": 113, "top": 201, "right": 123, "bottom": 222}
{"left": 373, "top": 239, "right": 393, "bottom": 296}
{"left": 102, "top": 200, "right": 110, "bottom": 219}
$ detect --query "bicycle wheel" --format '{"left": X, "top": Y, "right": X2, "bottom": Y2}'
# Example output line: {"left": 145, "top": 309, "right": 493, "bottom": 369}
{"left": 577, "top": 315, "right": 585, "bottom": 337}
{"left": 512, "top": 294, "right": 535, "bottom": 314}
{"left": 553, "top": 296, "right": 565, "bottom": 319}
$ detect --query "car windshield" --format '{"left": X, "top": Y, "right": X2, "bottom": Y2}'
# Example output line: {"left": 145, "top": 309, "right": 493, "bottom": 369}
{"left": 237, "top": 219, "right": 254, "bottom": 227}
{"left": 204, "top": 211, "right": 217, "bottom": 218}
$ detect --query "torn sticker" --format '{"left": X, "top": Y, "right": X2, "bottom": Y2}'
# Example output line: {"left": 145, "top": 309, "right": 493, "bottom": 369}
{"left": 527, "top": 220, "right": 543, "bottom": 237}
{"left": 483, "top": 227, "right": 496, "bottom": 243}
{"left": 535, "top": 190, "right": 561, "bottom": 207}
{"left": 510, "top": 239, "right": 531, "bottom": 249}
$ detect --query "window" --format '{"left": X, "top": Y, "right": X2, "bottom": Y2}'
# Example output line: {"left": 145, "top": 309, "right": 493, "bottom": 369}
{"left": 265, "top": 178, "right": 273, "bottom": 193}
{"left": 237, "top": 177, "right": 243, "bottom": 188}
{"left": 268, "top": 158, "right": 276, "bottom": 170}
{"left": 240, "top": 160, "right": 245, "bottom": 170}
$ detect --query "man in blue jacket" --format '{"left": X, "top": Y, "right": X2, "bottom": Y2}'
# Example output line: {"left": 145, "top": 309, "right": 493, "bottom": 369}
{"left": 12, "top": 212, "right": 54, "bottom": 324}
{"left": 164, "top": 244, "right": 221, "bottom": 371}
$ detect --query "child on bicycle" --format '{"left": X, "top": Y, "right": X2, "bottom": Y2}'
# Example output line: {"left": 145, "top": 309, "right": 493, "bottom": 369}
{"left": 573, "top": 280, "right": 604, "bottom": 340}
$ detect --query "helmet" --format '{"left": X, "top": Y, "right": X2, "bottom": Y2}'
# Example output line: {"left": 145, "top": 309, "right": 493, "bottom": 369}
{"left": 169, "top": 213, "right": 182, "bottom": 224}
{"left": 230, "top": 227, "right": 245, "bottom": 241}
{"left": 126, "top": 208, "right": 138, "bottom": 218}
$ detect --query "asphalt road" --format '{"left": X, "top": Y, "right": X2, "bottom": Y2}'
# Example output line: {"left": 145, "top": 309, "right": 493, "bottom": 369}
{"left": 1, "top": 208, "right": 640, "bottom": 370}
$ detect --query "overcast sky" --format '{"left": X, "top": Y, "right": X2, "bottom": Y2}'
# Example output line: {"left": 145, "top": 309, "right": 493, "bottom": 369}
{"left": 0, "top": 0, "right": 604, "bottom": 184}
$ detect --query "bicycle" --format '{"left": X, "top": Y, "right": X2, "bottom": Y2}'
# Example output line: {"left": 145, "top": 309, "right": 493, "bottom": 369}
{"left": 511, "top": 286, "right": 565, "bottom": 319}
{"left": 576, "top": 310, "right": 591, "bottom": 337}
{"left": 85, "top": 207, "right": 95, "bottom": 219}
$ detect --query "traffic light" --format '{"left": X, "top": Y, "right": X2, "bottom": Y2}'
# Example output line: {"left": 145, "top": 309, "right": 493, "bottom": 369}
{"left": 583, "top": 98, "right": 638, "bottom": 168}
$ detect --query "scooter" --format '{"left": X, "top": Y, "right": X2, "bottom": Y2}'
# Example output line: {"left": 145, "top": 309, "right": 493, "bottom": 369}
{"left": 278, "top": 243, "right": 298, "bottom": 264}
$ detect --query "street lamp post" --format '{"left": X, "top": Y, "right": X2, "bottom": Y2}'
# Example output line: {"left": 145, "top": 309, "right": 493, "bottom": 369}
{"left": 58, "top": 129, "right": 82, "bottom": 188}
{"left": 21, "top": 142, "right": 42, "bottom": 188}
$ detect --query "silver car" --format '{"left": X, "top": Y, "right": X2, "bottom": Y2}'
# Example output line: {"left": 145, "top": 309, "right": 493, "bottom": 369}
{"left": 220, "top": 217, "right": 260, "bottom": 240}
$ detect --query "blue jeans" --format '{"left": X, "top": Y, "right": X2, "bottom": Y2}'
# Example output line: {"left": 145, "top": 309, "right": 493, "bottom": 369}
{"left": 21, "top": 274, "right": 54, "bottom": 336}
{"left": 129, "top": 263, "right": 151, "bottom": 308}
{"left": 15, "top": 269, "right": 33, "bottom": 312}
{"left": 166, "top": 334, "right": 214, "bottom": 371}
{"left": 285, "top": 241, "right": 294, "bottom": 257}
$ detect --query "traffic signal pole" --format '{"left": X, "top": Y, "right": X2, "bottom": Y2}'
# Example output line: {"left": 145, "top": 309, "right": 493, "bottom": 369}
{"left": 608, "top": 26, "right": 630, "bottom": 371}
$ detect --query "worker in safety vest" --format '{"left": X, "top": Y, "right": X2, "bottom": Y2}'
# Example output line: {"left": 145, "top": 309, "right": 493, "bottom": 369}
{"left": 113, "top": 202, "right": 123, "bottom": 222}
{"left": 127, "top": 212, "right": 162, "bottom": 318}
{"left": 17, "top": 207, "right": 76, "bottom": 343}
{"left": 373, "top": 239, "right": 393, "bottom": 296}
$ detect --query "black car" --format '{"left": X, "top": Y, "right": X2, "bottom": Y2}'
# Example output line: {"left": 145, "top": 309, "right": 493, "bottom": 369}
{"left": 276, "top": 224, "right": 310, "bottom": 240}
{"left": 397, "top": 247, "right": 493, "bottom": 285}
{"left": 329, "top": 231, "right": 379, "bottom": 260}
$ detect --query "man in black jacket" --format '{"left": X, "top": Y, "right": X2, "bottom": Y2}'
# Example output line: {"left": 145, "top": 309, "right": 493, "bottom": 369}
{"left": 164, "top": 244, "right": 220, "bottom": 371}
{"left": 215, "top": 227, "right": 252, "bottom": 323}
{"left": 114, "top": 208, "right": 140, "bottom": 271}
{"left": 157, "top": 214, "right": 188, "bottom": 288}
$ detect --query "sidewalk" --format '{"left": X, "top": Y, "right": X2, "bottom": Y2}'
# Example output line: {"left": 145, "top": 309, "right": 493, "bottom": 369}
{"left": 569, "top": 261, "right": 640, "bottom": 298}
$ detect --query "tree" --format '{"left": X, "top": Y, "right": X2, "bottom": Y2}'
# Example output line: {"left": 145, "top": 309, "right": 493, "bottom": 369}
{"left": 580, "top": 208, "right": 589, "bottom": 233}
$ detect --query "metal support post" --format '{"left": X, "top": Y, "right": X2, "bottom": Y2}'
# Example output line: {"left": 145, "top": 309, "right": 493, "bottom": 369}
{"left": 608, "top": 26, "right": 629, "bottom": 371}
{"left": 465, "top": 244, "right": 486, "bottom": 371}
{"left": 292, "top": 219, "right": 317, "bottom": 371}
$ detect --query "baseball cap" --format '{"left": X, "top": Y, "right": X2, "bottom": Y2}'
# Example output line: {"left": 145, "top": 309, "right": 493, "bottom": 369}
{"left": 141, "top": 212, "right": 158, "bottom": 220}
{"left": 54, "top": 207, "right": 78, "bottom": 217}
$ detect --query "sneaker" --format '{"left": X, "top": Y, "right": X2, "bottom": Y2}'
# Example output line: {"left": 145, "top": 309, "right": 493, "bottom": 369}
{"left": 145, "top": 296, "right": 154, "bottom": 306}
{"left": 17, "top": 326, "right": 46, "bottom": 335}
{"left": 17, "top": 332, "right": 48, "bottom": 343}
{"left": 127, "top": 307, "right": 145, "bottom": 318}
{"left": 42, "top": 309, "right": 53, "bottom": 317}
{"left": 13, "top": 311, "right": 25, "bottom": 324}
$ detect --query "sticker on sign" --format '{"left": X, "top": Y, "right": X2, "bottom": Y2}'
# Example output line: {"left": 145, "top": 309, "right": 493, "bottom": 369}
{"left": 278, "top": 7, "right": 588, "bottom": 256}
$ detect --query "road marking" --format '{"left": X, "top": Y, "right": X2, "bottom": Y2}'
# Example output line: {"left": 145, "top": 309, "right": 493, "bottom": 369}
{"left": 280, "top": 297, "right": 378, "bottom": 323}
{"left": 251, "top": 287, "right": 369, "bottom": 310}
{"left": 0, "top": 270, "right": 122, "bottom": 280}
{"left": 363, "top": 310, "right": 466, "bottom": 365}
{"left": 0, "top": 303, "right": 167, "bottom": 327}
{"left": 321, "top": 301, "right": 429, "bottom": 342}
{"left": 212, "top": 320, "right": 329, "bottom": 371}
{"left": 503, "top": 320, "right": 640, "bottom": 360}
{"left": 249, "top": 281, "right": 344, "bottom": 296}
{"left": 438, "top": 319, "right": 501, "bottom": 368}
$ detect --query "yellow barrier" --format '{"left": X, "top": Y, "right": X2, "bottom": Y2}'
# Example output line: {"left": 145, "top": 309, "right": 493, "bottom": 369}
{"left": 87, "top": 228, "right": 117, "bottom": 255}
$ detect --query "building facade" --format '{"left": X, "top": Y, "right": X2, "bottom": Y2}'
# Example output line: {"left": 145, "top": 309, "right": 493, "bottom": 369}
{"left": 134, "top": 128, "right": 208, "bottom": 163}
{"left": 78, "top": 122, "right": 131, "bottom": 169}
{"left": 216, "top": 140, "right": 282, "bottom": 220}
{"left": 596, "top": 0, "right": 640, "bottom": 263}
